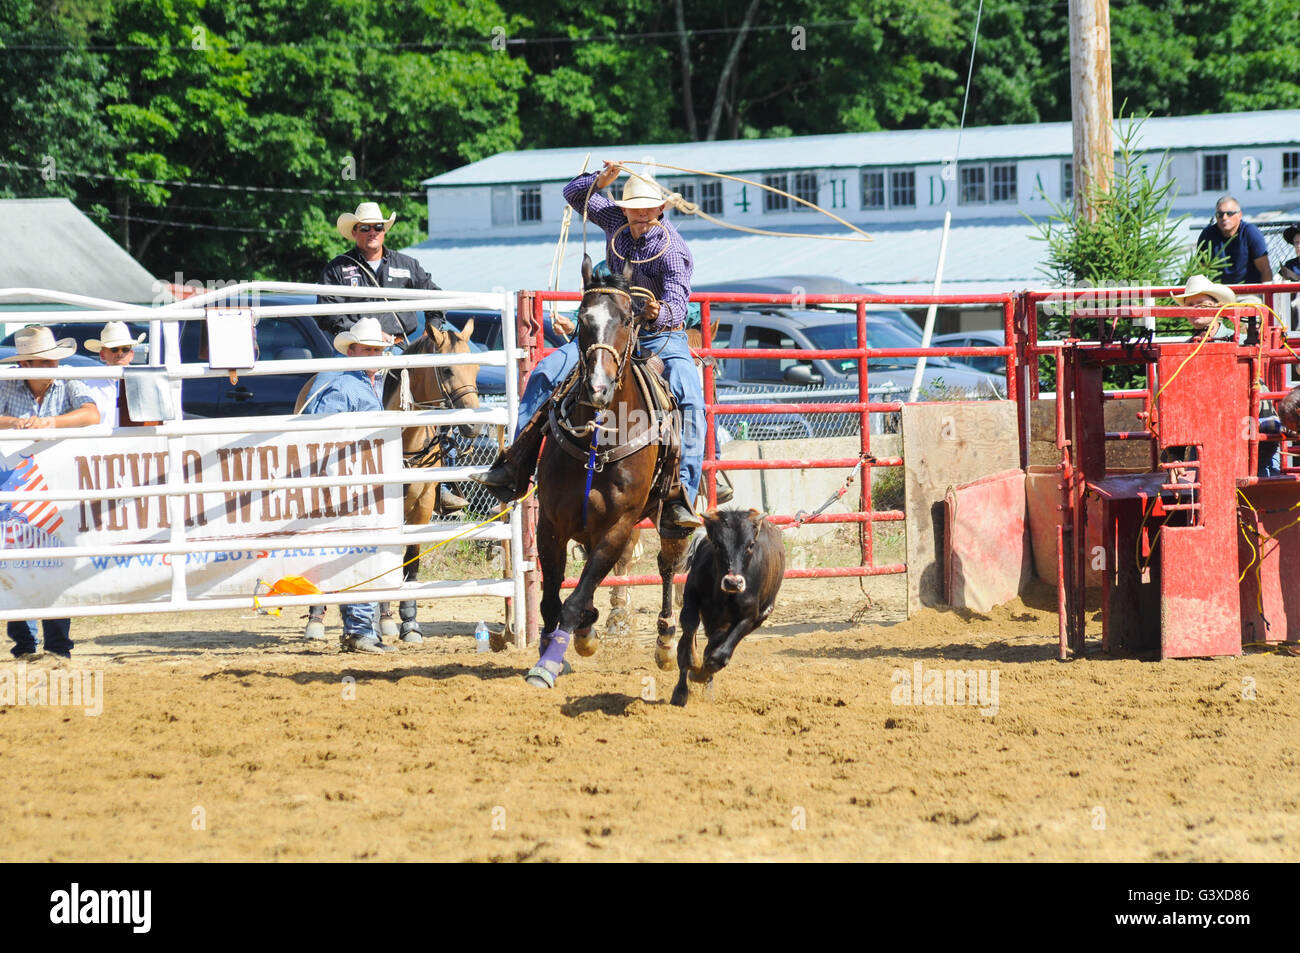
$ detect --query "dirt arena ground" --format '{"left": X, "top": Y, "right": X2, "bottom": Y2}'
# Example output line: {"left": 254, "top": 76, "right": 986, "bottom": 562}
{"left": 4, "top": 571, "right": 1300, "bottom": 863}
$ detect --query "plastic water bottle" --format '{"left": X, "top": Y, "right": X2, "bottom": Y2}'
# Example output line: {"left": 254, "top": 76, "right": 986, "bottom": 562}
{"left": 474, "top": 620, "right": 490, "bottom": 653}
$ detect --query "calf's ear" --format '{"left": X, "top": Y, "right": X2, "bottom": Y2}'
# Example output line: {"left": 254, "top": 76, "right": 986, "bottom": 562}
{"left": 746, "top": 508, "right": 764, "bottom": 526}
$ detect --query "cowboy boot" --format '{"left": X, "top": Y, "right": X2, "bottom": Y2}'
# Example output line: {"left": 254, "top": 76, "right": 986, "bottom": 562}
{"left": 472, "top": 404, "right": 549, "bottom": 503}
{"left": 660, "top": 485, "right": 704, "bottom": 538}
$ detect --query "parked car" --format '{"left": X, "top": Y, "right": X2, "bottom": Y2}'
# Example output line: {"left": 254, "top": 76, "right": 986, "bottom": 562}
{"left": 931, "top": 329, "right": 1009, "bottom": 376}
{"left": 704, "top": 307, "right": 1006, "bottom": 437}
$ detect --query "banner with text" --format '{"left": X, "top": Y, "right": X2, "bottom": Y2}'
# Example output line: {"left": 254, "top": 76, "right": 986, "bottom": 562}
{"left": 0, "top": 428, "right": 402, "bottom": 611}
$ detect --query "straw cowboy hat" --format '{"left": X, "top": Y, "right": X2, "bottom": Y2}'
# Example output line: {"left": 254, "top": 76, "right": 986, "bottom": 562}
{"left": 1, "top": 326, "right": 76, "bottom": 362}
{"left": 614, "top": 172, "right": 668, "bottom": 210}
{"left": 333, "top": 316, "right": 390, "bottom": 355}
{"left": 336, "top": 201, "right": 397, "bottom": 241}
{"left": 85, "top": 321, "right": 145, "bottom": 352}
{"left": 1172, "top": 274, "right": 1236, "bottom": 305}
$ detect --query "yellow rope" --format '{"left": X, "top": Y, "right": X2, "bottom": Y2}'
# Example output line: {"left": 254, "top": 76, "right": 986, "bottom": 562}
{"left": 613, "top": 160, "right": 873, "bottom": 243}
{"left": 252, "top": 484, "right": 537, "bottom": 610}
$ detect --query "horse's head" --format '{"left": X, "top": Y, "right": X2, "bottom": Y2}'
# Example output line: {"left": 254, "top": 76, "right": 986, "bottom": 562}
{"left": 422, "top": 319, "right": 482, "bottom": 437}
{"left": 578, "top": 254, "right": 636, "bottom": 410}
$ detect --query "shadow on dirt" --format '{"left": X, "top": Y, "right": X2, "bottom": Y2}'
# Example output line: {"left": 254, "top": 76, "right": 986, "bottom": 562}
{"left": 201, "top": 663, "right": 523, "bottom": 685}
{"left": 779, "top": 641, "right": 1062, "bottom": 664}
{"left": 560, "top": 693, "right": 657, "bottom": 717}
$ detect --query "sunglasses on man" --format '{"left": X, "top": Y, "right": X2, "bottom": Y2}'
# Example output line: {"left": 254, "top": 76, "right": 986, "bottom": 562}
{"left": 356, "top": 223, "right": 385, "bottom": 233}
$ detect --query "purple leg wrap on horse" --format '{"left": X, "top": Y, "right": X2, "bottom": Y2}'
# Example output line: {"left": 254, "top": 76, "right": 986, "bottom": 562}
{"left": 535, "top": 628, "right": 570, "bottom": 677}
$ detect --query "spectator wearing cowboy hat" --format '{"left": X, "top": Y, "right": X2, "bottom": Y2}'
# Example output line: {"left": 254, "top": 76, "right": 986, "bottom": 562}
{"left": 298, "top": 316, "right": 396, "bottom": 654}
{"left": 1195, "top": 196, "right": 1273, "bottom": 286}
{"left": 473, "top": 161, "right": 707, "bottom": 533}
{"left": 319, "top": 201, "right": 468, "bottom": 513}
{"left": 1171, "top": 274, "right": 1240, "bottom": 337}
{"left": 1279, "top": 224, "right": 1300, "bottom": 281}
{"left": 0, "top": 326, "right": 100, "bottom": 659}
{"left": 317, "top": 201, "right": 448, "bottom": 345}
{"left": 82, "top": 321, "right": 159, "bottom": 427}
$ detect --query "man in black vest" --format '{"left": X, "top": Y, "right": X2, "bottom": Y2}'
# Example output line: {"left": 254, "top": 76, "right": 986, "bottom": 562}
{"left": 318, "top": 201, "right": 467, "bottom": 512}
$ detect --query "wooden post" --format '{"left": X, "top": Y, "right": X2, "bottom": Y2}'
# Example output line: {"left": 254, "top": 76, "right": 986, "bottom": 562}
{"left": 1068, "top": 0, "right": 1113, "bottom": 221}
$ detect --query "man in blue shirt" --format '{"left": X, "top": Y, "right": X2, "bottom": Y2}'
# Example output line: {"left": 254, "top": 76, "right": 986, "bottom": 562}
{"left": 0, "top": 326, "right": 100, "bottom": 659}
{"left": 1196, "top": 196, "right": 1273, "bottom": 285}
{"left": 473, "top": 161, "right": 706, "bottom": 534}
{"left": 300, "top": 317, "right": 397, "bottom": 654}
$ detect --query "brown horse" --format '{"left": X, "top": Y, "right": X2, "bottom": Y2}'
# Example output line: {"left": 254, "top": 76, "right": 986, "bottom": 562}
{"left": 605, "top": 321, "right": 728, "bottom": 636}
{"left": 294, "top": 321, "right": 480, "bottom": 641}
{"left": 526, "top": 256, "right": 690, "bottom": 688}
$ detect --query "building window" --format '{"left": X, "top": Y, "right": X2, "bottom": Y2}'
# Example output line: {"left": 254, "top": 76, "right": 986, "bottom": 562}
{"left": 667, "top": 180, "right": 696, "bottom": 205}
{"left": 959, "top": 165, "right": 986, "bottom": 204}
{"left": 1284, "top": 151, "right": 1300, "bottom": 190}
{"left": 990, "top": 163, "right": 1017, "bottom": 203}
{"left": 700, "top": 180, "right": 723, "bottom": 215}
{"left": 517, "top": 186, "right": 541, "bottom": 223}
{"left": 792, "top": 172, "right": 818, "bottom": 211}
{"left": 861, "top": 170, "right": 886, "bottom": 209}
{"left": 1202, "top": 154, "right": 1228, "bottom": 193}
{"left": 1062, "top": 161, "right": 1073, "bottom": 201}
{"left": 890, "top": 169, "right": 916, "bottom": 208}
{"left": 762, "top": 174, "right": 789, "bottom": 212}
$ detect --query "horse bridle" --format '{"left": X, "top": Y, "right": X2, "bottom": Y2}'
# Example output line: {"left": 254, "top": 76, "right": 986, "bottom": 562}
{"left": 577, "top": 287, "right": 638, "bottom": 405}
{"left": 402, "top": 350, "right": 478, "bottom": 411}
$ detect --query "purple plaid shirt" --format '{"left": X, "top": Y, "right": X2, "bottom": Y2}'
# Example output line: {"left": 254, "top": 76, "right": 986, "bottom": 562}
{"left": 564, "top": 171, "right": 694, "bottom": 332}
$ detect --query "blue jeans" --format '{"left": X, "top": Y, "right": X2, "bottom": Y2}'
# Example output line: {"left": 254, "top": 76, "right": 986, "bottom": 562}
{"left": 1260, "top": 416, "right": 1283, "bottom": 477}
{"left": 339, "top": 603, "right": 378, "bottom": 638}
{"left": 517, "top": 331, "right": 705, "bottom": 498}
{"left": 9, "top": 619, "right": 72, "bottom": 657}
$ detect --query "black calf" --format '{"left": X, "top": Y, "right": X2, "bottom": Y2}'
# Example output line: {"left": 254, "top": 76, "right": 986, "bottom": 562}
{"left": 672, "top": 508, "right": 785, "bottom": 707}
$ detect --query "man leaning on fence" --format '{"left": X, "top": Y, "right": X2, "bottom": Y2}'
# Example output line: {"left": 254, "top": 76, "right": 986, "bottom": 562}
{"left": 298, "top": 317, "right": 397, "bottom": 654}
{"left": 0, "top": 327, "right": 100, "bottom": 659}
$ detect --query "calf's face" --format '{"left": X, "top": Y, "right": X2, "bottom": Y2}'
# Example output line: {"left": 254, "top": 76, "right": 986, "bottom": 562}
{"left": 704, "top": 509, "right": 765, "bottom": 594}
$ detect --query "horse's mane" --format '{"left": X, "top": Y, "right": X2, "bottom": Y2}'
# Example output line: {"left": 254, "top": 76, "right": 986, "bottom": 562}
{"left": 403, "top": 333, "right": 436, "bottom": 355}
{"left": 584, "top": 269, "right": 632, "bottom": 296}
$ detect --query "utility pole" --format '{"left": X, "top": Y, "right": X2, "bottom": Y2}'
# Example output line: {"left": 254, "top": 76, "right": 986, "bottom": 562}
{"left": 1068, "top": 0, "right": 1113, "bottom": 221}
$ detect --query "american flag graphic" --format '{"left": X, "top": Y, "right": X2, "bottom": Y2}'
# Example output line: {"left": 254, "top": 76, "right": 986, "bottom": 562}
{"left": 0, "top": 454, "right": 64, "bottom": 538}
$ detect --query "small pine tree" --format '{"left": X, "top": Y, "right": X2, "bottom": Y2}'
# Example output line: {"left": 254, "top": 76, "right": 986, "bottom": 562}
{"left": 1029, "top": 111, "right": 1227, "bottom": 388}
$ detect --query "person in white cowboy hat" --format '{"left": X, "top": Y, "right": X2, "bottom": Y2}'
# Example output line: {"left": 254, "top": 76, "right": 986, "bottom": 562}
{"left": 296, "top": 316, "right": 397, "bottom": 654}
{"left": 318, "top": 200, "right": 449, "bottom": 345}
{"left": 82, "top": 321, "right": 155, "bottom": 427}
{"left": 0, "top": 325, "right": 100, "bottom": 660}
{"left": 473, "top": 160, "right": 706, "bottom": 534}
{"left": 0, "top": 326, "right": 100, "bottom": 430}
{"left": 1171, "top": 274, "right": 1239, "bottom": 336}
{"left": 318, "top": 200, "right": 468, "bottom": 514}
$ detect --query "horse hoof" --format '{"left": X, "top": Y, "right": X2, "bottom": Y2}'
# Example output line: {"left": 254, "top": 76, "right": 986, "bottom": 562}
{"left": 654, "top": 638, "right": 677, "bottom": 671}
{"left": 305, "top": 620, "right": 326, "bottom": 640}
{"left": 400, "top": 629, "right": 423, "bottom": 644}
{"left": 605, "top": 607, "right": 632, "bottom": 638}
{"left": 688, "top": 667, "right": 712, "bottom": 684}
{"left": 379, "top": 616, "right": 400, "bottom": 639}
{"left": 524, "top": 666, "right": 556, "bottom": 689}
{"left": 574, "top": 633, "right": 599, "bottom": 657}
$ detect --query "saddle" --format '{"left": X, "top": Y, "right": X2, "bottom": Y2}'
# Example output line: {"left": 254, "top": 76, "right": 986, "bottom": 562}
{"left": 545, "top": 357, "right": 681, "bottom": 505}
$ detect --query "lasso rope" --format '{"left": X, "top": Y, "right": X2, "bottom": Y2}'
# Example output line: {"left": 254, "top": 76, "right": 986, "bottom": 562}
{"left": 612, "top": 160, "right": 873, "bottom": 243}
